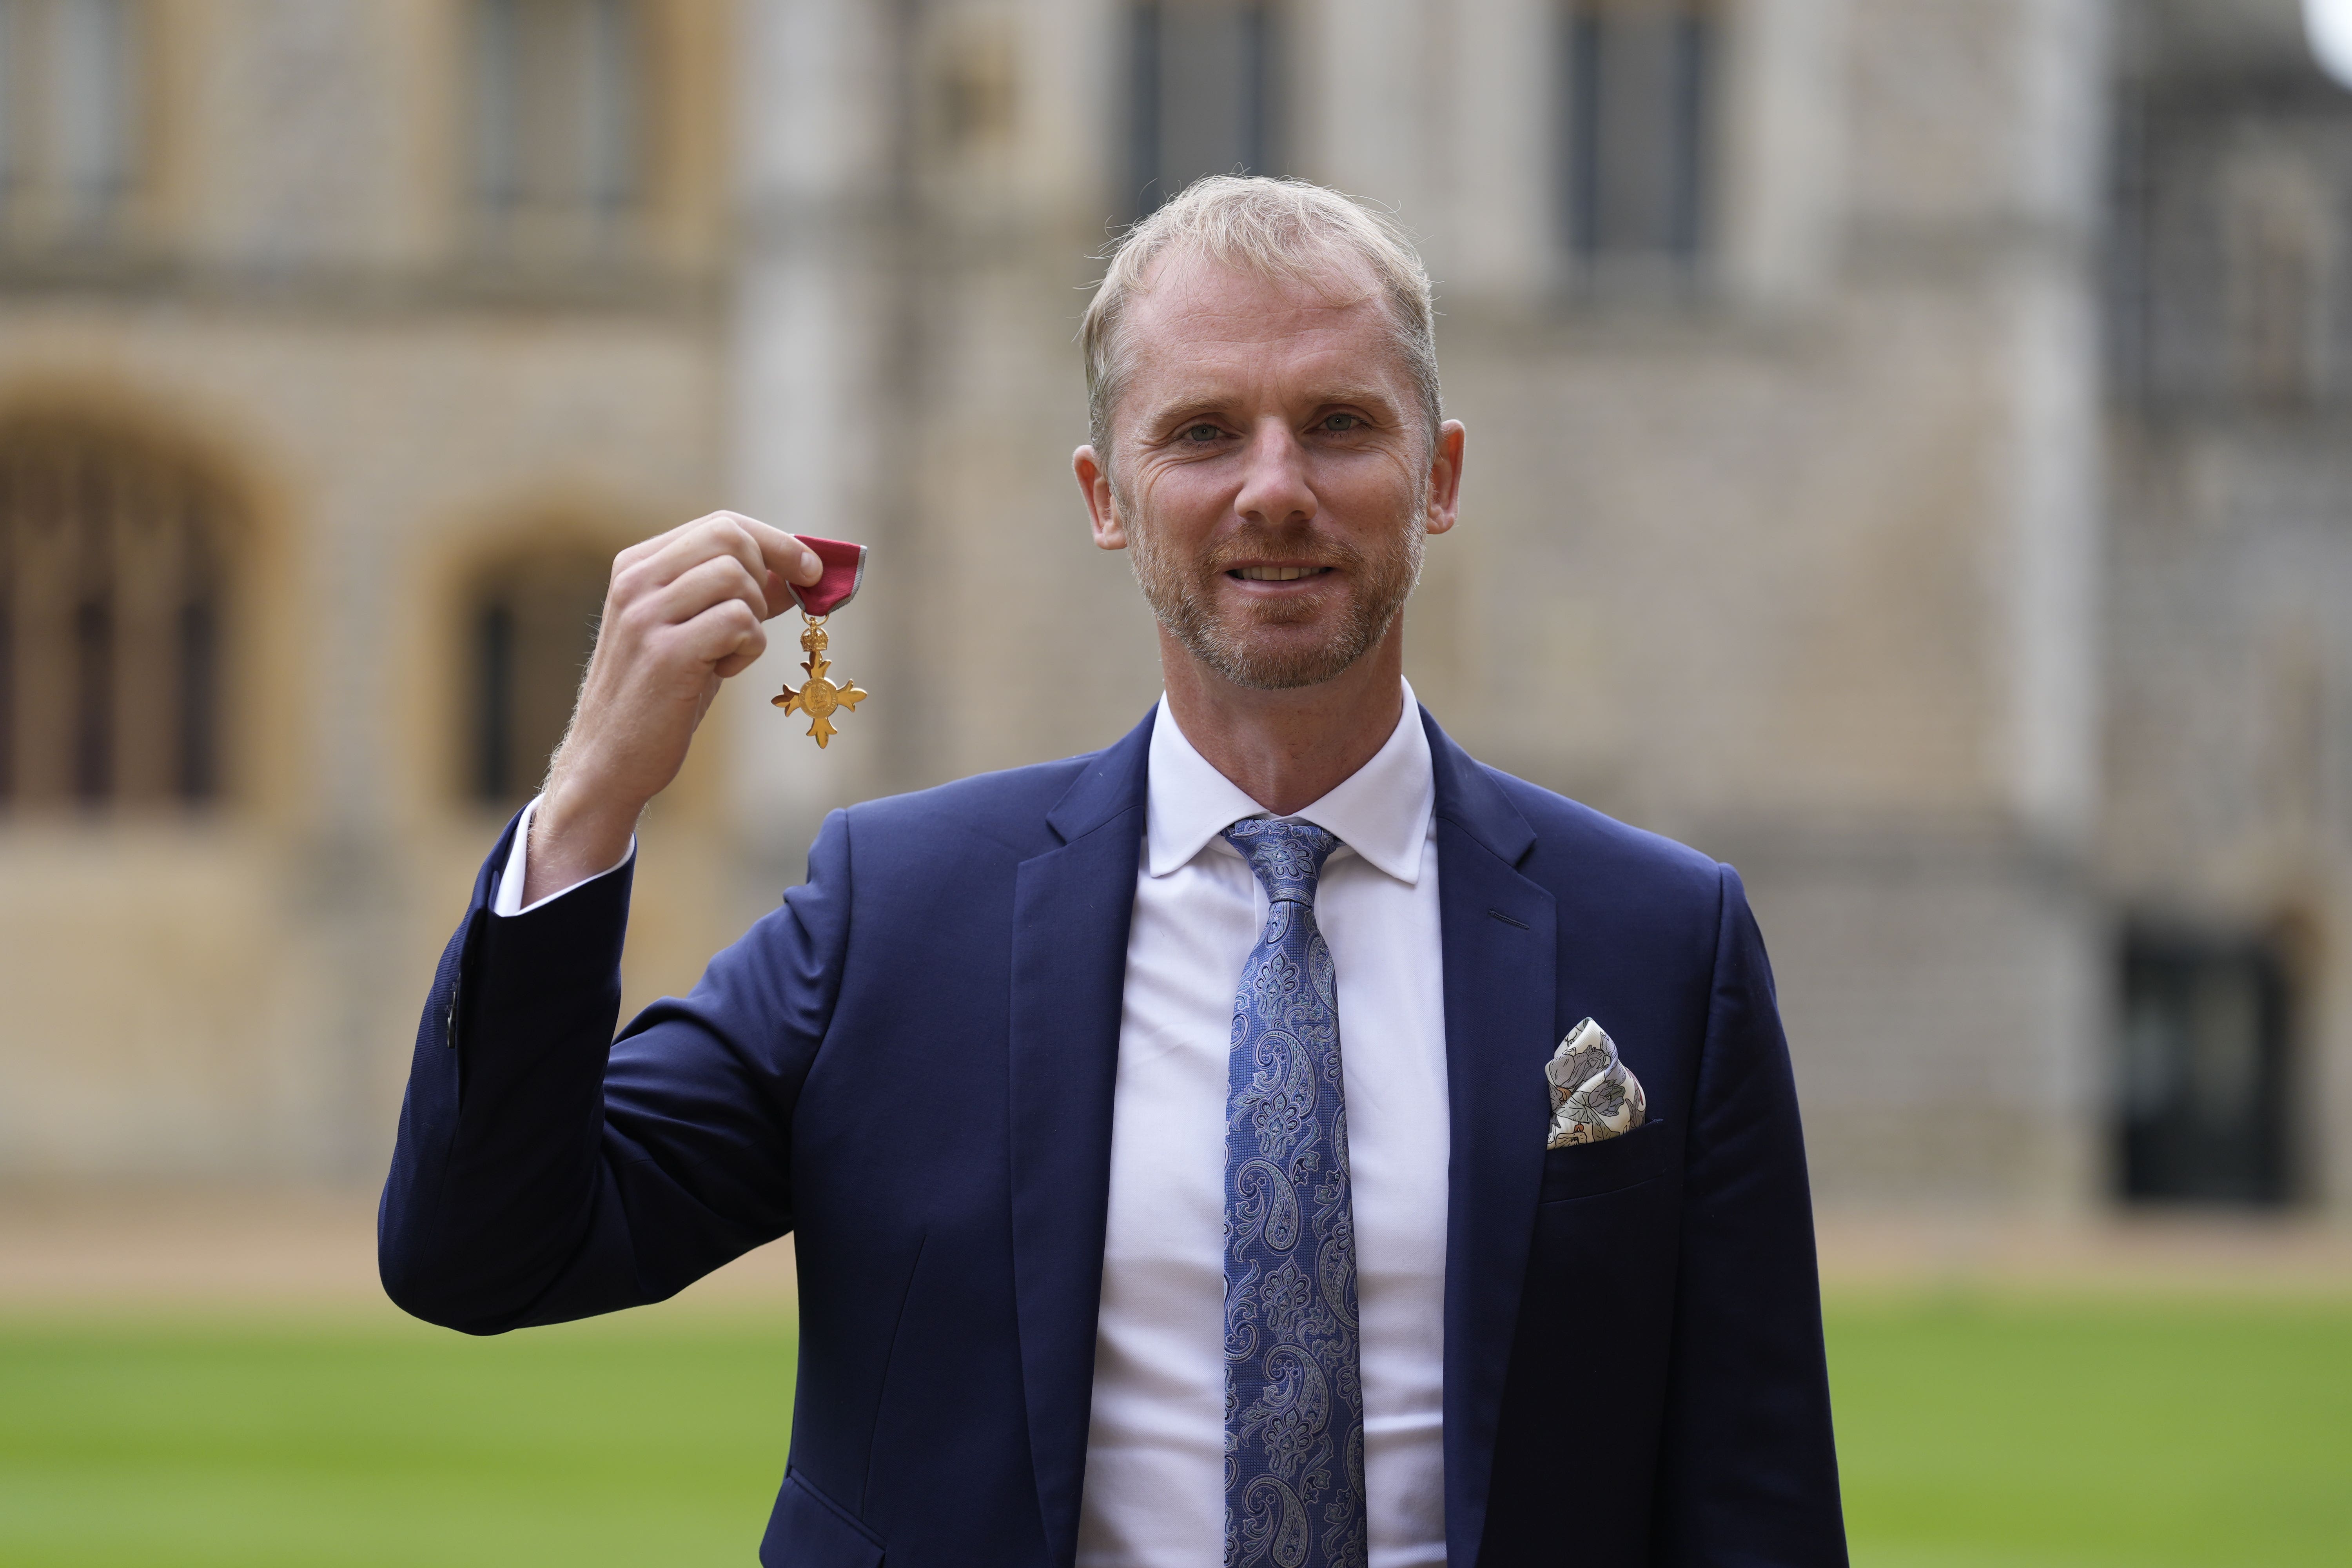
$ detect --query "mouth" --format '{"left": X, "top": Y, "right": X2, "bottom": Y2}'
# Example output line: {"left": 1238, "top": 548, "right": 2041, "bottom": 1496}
{"left": 1226, "top": 564, "right": 1335, "bottom": 583}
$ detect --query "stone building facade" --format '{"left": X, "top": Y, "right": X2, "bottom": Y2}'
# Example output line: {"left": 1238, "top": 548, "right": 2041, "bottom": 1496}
{"left": 2105, "top": 0, "right": 2352, "bottom": 1211}
{"left": 0, "top": 0, "right": 2342, "bottom": 1217}
{"left": 0, "top": 0, "right": 744, "bottom": 1178}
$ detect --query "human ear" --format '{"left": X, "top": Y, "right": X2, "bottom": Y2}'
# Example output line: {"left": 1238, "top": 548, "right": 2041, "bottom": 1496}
{"left": 1424, "top": 421, "right": 1466, "bottom": 535}
{"left": 1074, "top": 446, "right": 1129, "bottom": 550}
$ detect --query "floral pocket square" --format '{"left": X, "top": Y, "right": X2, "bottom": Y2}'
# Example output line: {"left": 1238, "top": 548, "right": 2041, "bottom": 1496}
{"left": 1545, "top": 1018, "right": 1647, "bottom": 1149}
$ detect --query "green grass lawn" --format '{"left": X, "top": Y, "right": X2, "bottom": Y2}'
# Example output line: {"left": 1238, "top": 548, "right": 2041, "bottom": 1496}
{"left": 0, "top": 1294, "right": 2346, "bottom": 1566}
{"left": 0, "top": 1309, "right": 797, "bottom": 1566}
{"left": 1828, "top": 1294, "right": 2352, "bottom": 1568}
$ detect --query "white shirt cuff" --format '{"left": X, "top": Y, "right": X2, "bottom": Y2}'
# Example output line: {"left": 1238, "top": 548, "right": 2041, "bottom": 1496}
{"left": 493, "top": 795, "right": 637, "bottom": 917}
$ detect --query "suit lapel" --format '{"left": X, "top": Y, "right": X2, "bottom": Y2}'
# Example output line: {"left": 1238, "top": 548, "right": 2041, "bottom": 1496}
{"left": 1008, "top": 709, "right": 1154, "bottom": 1567}
{"left": 1424, "top": 711, "right": 1555, "bottom": 1568}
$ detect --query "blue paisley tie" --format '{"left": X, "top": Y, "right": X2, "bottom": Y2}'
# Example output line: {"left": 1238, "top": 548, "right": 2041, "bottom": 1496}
{"left": 1220, "top": 818, "right": 1367, "bottom": 1568}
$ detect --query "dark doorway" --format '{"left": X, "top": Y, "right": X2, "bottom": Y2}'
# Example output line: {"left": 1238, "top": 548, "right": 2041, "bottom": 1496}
{"left": 2118, "top": 933, "right": 2294, "bottom": 1205}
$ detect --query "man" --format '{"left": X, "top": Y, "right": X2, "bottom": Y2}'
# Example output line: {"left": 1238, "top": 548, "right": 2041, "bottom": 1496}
{"left": 382, "top": 177, "right": 1843, "bottom": 1567}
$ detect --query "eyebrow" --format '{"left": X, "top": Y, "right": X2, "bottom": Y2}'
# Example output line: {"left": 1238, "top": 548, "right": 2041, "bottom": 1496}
{"left": 1137, "top": 383, "right": 1405, "bottom": 426}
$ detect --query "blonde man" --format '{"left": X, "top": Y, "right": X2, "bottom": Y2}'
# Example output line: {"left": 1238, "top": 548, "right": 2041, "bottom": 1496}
{"left": 384, "top": 177, "right": 1844, "bottom": 1568}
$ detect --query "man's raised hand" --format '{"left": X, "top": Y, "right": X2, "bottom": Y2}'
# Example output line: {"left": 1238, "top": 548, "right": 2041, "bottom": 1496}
{"left": 524, "top": 512, "right": 821, "bottom": 903}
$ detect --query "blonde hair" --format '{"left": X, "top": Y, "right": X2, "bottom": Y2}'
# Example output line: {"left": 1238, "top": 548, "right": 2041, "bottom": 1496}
{"left": 1080, "top": 176, "right": 1441, "bottom": 475}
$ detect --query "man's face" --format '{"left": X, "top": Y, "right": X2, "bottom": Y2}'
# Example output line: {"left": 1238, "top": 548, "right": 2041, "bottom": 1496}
{"left": 1084, "top": 252, "right": 1457, "bottom": 691}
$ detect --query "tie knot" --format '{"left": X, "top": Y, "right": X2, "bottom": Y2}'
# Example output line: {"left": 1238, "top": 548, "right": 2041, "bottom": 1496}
{"left": 1221, "top": 817, "right": 1339, "bottom": 904}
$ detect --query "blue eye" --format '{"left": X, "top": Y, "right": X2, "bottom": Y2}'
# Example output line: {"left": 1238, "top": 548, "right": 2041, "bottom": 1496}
{"left": 1323, "top": 414, "right": 1359, "bottom": 432}
{"left": 1185, "top": 423, "right": 1222, "bottom": 442}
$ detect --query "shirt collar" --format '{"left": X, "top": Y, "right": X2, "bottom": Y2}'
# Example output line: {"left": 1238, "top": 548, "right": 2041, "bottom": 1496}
{"left": 1145, "top": 678, "right": 1434, "bottom": 885}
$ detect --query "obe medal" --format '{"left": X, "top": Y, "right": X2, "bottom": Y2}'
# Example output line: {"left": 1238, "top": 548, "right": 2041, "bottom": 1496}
{"left": 770, "top": 534, "right": 871, "bottom": 749}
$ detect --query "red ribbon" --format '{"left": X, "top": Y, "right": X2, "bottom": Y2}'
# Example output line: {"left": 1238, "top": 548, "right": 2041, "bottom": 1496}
{"left": 788, "top": 535, "right": 867, "bottom": 618}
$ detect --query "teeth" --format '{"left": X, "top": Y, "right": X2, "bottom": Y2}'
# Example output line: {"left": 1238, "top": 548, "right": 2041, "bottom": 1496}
{"left": 1236, "top": 566, "right": 1321, "bottom": 581}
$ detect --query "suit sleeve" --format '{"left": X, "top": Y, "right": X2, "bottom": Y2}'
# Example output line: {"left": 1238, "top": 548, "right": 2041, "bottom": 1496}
{"left": 1653, "top": 865, "right": 1848, "bottom": 1566}
{"left": 378, "top": 807, "right": 854, "bottom": 1334}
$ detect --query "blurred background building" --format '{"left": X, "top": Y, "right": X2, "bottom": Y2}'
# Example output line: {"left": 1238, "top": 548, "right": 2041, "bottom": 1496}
{"left": 0, "top": 0, "right": 2344, "bottom": 1221}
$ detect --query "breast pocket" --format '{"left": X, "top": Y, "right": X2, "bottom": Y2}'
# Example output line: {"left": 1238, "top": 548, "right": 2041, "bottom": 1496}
{"left": 1538, "top": 1118, "right": 1677, "bottom": 1204}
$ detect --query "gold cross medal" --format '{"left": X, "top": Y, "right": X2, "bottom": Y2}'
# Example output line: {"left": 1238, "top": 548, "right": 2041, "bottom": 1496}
{"left": 770, "top": 535, "right": 871, "bottom": 748}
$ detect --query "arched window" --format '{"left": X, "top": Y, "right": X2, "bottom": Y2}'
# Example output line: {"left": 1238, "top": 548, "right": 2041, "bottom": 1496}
{"left": 0, "top": 417, "right": 229, "bottom": 809}
{"left": 464, "top": 544, "right": 608, "bottom": 807}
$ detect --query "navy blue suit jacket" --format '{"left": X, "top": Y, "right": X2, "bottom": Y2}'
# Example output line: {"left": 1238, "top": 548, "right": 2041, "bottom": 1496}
{"left": 381, "top": 708, "right": 1844, "bottom": 1566}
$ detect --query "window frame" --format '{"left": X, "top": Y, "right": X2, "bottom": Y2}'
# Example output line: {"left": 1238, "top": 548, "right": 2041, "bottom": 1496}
{"left": 0, "top": 0, "right": 148, "bottom": 256}
{"left": 1124, "top": 0, "right": 1287, "bottom": 218}
{"left": 0, "top": 414, "right": 234, "bottom": 814}
{"left": 1554, "top": 0, "right": 1718, "bottom": 290}
{"left": 465, "top": 0, "right": 650, "bottom": 267}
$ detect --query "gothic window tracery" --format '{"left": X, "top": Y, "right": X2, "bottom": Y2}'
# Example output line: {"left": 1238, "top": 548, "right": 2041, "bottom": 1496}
{"left": 0, "top": 417, "right": 228, "bottom": 810}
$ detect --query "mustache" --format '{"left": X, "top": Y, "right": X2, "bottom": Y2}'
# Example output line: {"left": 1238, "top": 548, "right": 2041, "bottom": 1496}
{"left": 1197, "top": 528, "right": 1369, "bottom": 573}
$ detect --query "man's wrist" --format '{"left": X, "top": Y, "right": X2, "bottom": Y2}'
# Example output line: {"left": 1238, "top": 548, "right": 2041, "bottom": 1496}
{"left": 525, "top": 780, "right": 644, "bottom": 904}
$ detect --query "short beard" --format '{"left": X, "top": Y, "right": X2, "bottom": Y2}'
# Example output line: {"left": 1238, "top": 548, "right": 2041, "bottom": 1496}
{"left": 1123, "top": 483, "right": 1426, "bottom": 691}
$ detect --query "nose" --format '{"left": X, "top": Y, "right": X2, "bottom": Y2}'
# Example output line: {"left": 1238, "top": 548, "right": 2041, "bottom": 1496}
{"left": 1230, "top": 419, "right": 1318, "bottom": 530}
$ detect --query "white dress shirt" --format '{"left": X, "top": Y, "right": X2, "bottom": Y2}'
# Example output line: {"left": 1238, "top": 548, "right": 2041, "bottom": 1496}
{"left": 496, "top": 683, "right": 1450, "bottom": 1564}
{"left": 1077, "top": 684, "right": 1449, "bottom": 1568}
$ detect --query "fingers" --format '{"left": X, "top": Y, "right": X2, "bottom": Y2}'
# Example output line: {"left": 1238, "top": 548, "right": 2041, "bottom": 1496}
{"left": 621, "top": 514, "right": 767, "bottom": 599}
{"left": 594, "top": 512, "right": 826, "bottom": 703}
{"left": 689, "top": 598, "right": 768, "bottom": 679}
{"left": 737, "top": 515, "right": 825, "bottom": 590}
{"left": 632, "top": 554, "right": 771, "bottom": 655}
{"left": 615, "top": 512, "right": 820, "bottom": 620}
